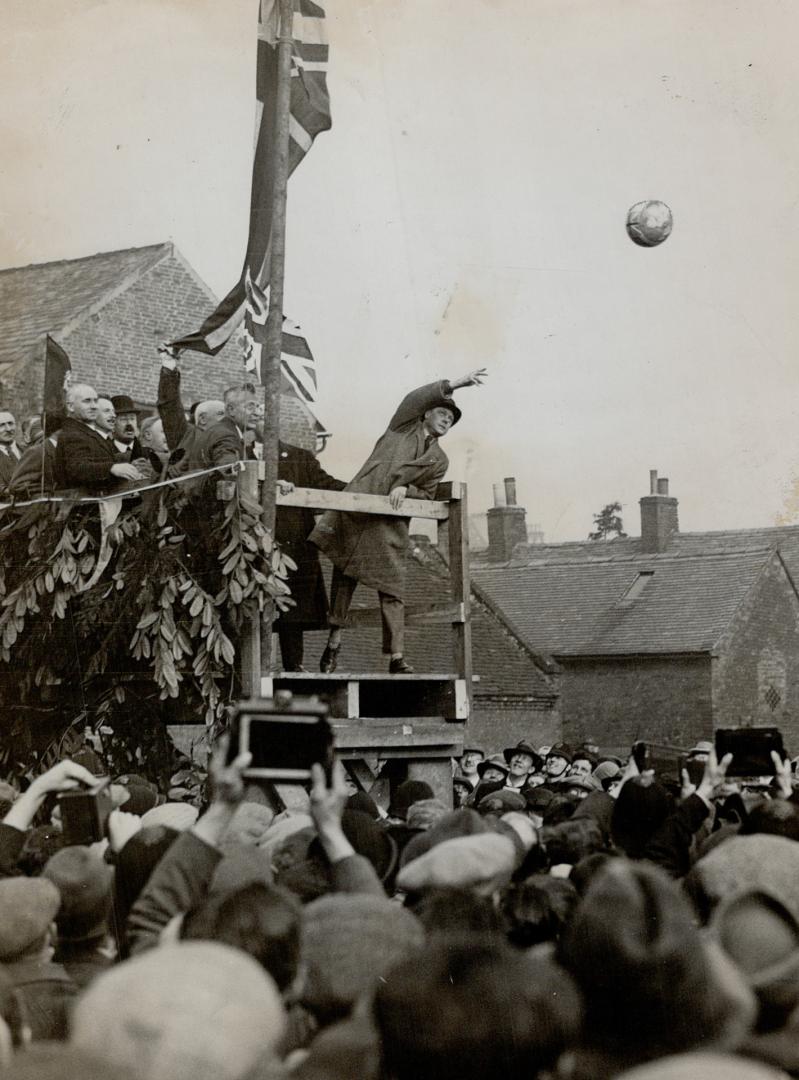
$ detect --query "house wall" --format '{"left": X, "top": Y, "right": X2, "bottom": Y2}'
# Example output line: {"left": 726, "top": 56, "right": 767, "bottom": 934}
{"left": 62, "top": 254, "right": 243, "bottom": 406}
{"left": 465, "top": 698, "right": 561, "bottom": 756}
{"left": 559, "top": 654, "right": 713, "bottom": 752}
{"left": 13, "top": 251, "right": 317, "bottom": 450}
{"left": 3, "top": 354, "right": 45, "bottom": 421}
{"left": 712, "top": 556, "right": 799, "bottom": 751}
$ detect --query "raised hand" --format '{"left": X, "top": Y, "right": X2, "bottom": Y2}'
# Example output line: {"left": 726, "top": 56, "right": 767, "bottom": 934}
{"left": 696, "top": 748, "right": 733, "bottom": 805}
{"left": 451, "top": 368, "right": 488, "bottom": 389}
{"left": 772, "top": 750, "right": 793, "bottom": 800}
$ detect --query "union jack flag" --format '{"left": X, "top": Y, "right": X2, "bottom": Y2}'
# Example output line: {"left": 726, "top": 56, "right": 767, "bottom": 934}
{"left": 171, "top": 0, "right": 331, "bottom": 356}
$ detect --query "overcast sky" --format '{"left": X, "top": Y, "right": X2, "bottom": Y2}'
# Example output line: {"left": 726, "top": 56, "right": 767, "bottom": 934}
{"left": 2, "top": 0, "right": 798, "bottom": 541}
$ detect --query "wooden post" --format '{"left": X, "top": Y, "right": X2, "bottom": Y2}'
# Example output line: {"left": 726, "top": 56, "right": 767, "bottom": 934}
{"left": 238, "top": 462, "right": 261, "bottom": 699}
{"left": 441, "top": 482, "right": 473, "bottom": 717}
{"left": 260, "top": 0, "right": 295, "bottom": 679}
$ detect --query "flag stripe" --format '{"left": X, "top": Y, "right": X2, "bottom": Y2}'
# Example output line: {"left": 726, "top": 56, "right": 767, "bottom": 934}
{"left": 169, "top": 0, "right": 331, "bottom": 356}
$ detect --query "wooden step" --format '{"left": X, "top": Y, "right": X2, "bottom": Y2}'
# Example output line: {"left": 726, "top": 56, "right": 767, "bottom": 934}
{"left": 263, "top": 673, "right": 469, "bottom": 721}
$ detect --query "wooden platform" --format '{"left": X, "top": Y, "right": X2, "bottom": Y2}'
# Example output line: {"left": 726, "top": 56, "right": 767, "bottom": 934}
{"left": 262, "top": 672, "right": 470, "bottom": 721}
{"left": 332, "top": 719, "right": 464, "bottom": 759}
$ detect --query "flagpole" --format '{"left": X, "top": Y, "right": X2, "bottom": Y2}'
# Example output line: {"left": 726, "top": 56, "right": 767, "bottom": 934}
{"left": 260, "top": 0, "right": 294, "bottom": 677}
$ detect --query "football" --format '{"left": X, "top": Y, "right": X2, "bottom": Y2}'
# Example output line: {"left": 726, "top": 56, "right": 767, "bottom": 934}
{"left": 626, "top": 200, "right": 673, "bottom": 247}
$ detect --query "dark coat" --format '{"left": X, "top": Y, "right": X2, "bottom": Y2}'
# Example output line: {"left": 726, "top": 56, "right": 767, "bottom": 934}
{"left": 157, "top": 366, "right": 203, "bottom": 464}
{"left": 276, "top": 442, "right": 345, "bottom": 628}
{"left": 53, "top": 417, "right": 119, "bottom": 492}
{"left": 3, "top": 957, "right": 77, "bottom": 1041}
{"left": 0, "top": 444, "right": 22, "bottom": 491}
{"left": 112, "top": 436, "right": 144, "bottom": 462}
{"left": 7, "top": 438, "right": 58, "bottom": 497}
{"left": 310, "top": 382, "right": 450, "bottom": 598}
{"left": 193, "top": 415, "right": 251, "bottom": 470}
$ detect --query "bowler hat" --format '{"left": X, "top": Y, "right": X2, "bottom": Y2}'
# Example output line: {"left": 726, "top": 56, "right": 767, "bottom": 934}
{"left": 503, "top": 741, "right": 544, "bottom": 771}
{"left": 110, "top": 395, "right": 137, "bottom": 415}
{"left": 424, "top": 393, "right": 461, "bottom": 425}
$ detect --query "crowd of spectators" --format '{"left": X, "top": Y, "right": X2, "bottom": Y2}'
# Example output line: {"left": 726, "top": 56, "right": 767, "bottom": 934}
{"left": 0, "top": 726, "right": 797, "bottom": 1079}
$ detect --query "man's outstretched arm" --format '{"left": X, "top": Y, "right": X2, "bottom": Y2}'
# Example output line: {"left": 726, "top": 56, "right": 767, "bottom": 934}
{"left": 387, "top": 369, "right": 487, "bottom": 431}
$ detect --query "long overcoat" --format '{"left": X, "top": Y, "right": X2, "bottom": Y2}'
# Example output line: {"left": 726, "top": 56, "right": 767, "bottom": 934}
{"left": 309, "top": 382, "right": 451, "bottom": 599}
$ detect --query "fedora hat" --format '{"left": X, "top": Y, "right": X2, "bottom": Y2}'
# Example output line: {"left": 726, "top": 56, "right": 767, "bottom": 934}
{"left": 503, "top": 741, "right": 544, "bottom": 771}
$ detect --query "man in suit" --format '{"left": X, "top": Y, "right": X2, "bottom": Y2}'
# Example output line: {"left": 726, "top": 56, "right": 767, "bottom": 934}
{"left": 195, "top": 383, "right": 261, "bottom": 470}
{"left": 53, "top": 384, "right": 142, "bottom": 493}
{"left": 0, "top": 412, "right": 23, "bottom": 492}
{"left": 311, "top": 369, "right": 486, "bottom": 674}
{"left": 156, "top": 347, "right": 224, "bottom": 463}
{"left": 110, "top": 395, "right": 144, "bottom": 461}
{"left": 94, "top": 397, "right": 117, "bottom": 439}
{"left": 196, "top": 381, "right": 346, "bottom": 671}
{"left": 8, "top": 415, "right": 63, "bottom": 497}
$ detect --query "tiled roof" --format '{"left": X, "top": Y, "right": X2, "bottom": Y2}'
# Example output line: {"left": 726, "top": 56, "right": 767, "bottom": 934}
{"left": 473, "top": 548, "right": 775, "bottom": 657}
{"left": 0, "top": 244, "right": 172, "bottom": 375}
{"left": 672, "top": 527, "right": 799, "bottom": 584}
{"left": 302, "top": 544, "right": 556, "bottom": 700}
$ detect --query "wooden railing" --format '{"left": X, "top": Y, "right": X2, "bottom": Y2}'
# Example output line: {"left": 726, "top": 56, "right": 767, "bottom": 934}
{"left": 238, "top": 463, "right": 473, "bottom": 714}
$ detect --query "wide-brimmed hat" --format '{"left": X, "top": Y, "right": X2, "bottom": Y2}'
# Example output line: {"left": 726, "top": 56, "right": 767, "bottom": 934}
{"left": 547, "top": 743, "right": 574, "bottom": 764}
{"left": 503, "top": 741, "right": 544, "bottom": 771}
{"left": 110, "top": 395, "right": 137, "bottom": 415}
{"left": 476, "top": 754, "right": 510, "bottom": 779}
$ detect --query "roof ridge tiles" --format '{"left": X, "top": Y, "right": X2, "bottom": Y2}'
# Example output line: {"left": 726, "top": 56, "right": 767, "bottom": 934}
{"left": 0, "top": 242, "right": 171, "bottom": 276}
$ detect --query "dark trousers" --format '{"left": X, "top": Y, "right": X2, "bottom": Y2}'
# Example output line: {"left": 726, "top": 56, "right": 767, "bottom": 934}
{"left": 329, "top": 567, "right": 404, "bottom": 655}
{"left": 278, "top": 626, "right": 305, "bottom": 670}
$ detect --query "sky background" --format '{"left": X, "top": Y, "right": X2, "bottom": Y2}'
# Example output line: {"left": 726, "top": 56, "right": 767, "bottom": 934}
{"left": 2, "top": 0, "right": 799, "bottom": 542}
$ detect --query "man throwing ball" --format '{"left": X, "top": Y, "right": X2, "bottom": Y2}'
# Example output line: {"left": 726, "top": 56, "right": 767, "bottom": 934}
{"left": 311, "top": 369, "right": 487, "bottom": 674}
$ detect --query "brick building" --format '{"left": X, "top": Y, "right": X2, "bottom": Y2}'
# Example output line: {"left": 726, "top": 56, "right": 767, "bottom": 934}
{"left": 0, "top": 243, "right": 321, "bottom": 449}
{"left": 473, "top": 473, "right": 799, "bottom": 754}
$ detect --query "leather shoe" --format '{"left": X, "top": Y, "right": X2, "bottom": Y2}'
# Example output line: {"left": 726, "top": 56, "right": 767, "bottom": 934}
{"left": 319, "top": 646, "right": 339, "bottom": 674}
{"left": 388, "top": 657, "right": 414, "bottom": 674}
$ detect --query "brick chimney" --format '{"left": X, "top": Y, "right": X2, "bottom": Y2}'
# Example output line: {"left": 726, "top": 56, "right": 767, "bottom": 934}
{"left": 639, "top": 469, "right": 679, "bottom": 553}
{"left": 487, "top": 477, "right": 527, "bottom": 561}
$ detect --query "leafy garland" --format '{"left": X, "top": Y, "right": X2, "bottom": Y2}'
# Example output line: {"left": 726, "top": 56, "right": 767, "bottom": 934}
{"left": 0, "top": 479, "right": 294, "bottom": 783}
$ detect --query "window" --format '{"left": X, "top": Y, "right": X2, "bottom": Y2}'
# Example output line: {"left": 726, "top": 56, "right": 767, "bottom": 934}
{"left": 618, "top": 570, "right": 654, "bottom": 603}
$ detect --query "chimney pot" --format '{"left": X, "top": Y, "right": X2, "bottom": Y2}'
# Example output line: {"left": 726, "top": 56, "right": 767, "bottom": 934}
{"left": 640, "top": 470, "right": 678, "bottom": 553}
{"left": 487, "top": 478, "right": 527, "bottom": 561}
